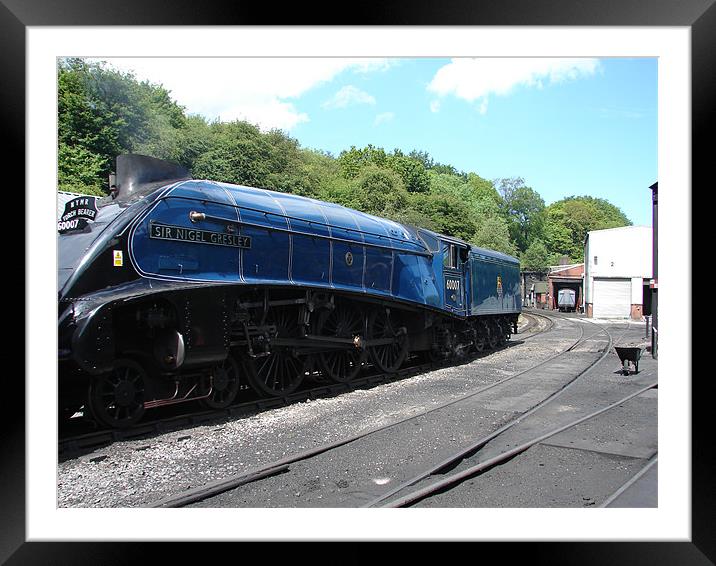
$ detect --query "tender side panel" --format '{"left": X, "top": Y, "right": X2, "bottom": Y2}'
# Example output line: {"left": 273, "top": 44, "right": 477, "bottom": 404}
{"left": 470, "top": 253, "right": 521, "bottom": 315}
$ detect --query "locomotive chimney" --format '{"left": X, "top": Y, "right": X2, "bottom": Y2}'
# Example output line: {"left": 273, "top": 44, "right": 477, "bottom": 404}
{"left": 114, "top": 154, "right": 192, "bottom": 203}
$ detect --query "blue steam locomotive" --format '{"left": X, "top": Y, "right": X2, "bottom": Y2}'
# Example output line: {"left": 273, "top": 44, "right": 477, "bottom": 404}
{"left": 58, "top": 155, "right": 521, "bottom": 428}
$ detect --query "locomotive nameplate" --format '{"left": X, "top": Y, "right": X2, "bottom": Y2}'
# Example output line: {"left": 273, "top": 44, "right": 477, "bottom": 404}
{"left": 150, "top": 223, "right": 251, "bottom": 248}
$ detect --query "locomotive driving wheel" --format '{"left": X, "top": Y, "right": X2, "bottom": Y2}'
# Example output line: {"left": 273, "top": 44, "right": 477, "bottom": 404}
{"left": 87, "top": 358, "right": 147, "bottom": 429}
{"left": 487, "top": 320, "right": 500, "bottom": 349}
{"left": 198, "top": 354, "right": 241, "bottom": 409}
{"left": 244, "top": 306, "right": 307, "bottom": 397}
{"left": 473, "top": 323, "right": 486, "bottom": 352}
{"left": 367, "top": 308, "right": 408, "bottom": 373}
{"left": 316, "top": 304, "right": 366, "bottom": 383}
{"left": 501, "top": 318, "right": 512, "bottom": 342}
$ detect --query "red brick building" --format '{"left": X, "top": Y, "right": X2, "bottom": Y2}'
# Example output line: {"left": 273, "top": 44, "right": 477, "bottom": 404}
{"left": 547, "top": 263, "right": 584, "bottom": 312}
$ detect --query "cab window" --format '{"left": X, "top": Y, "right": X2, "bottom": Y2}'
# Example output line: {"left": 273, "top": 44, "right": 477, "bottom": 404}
{"left": 443, "top": 243, "right": 459, "bottom": 269}
{"left": 418, "top": 229, "right": 439, "bottom": 252}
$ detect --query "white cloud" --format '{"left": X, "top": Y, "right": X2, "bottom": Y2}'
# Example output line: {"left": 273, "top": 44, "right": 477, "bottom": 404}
{"left": 322, "top": 85, "right": 376, "bottom": 109}
{"left": 478, "top": 99, "right": 488, "bottom": 115}
{"left": 87, "top": 57, "right": 392, "bottom": 131}
{"left": 429, "top": 100, "right": 441, "bottom": 113}
{"left": 351, "top": 59, "right": 399, "bottom": 74}
{"left": 597, "top": 106, "right": 646, "bottom": 119}
{"left": 373, "top": 112, "right": 395, "bottom": 126}
{"left": 427, "top": 58, "right": 601, "bottom": 113}
{"left": 218, "top": 100, "right": 309, "bottom": 131}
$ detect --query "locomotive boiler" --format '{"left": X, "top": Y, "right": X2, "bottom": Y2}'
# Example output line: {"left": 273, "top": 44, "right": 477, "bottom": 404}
{"left": 58, "top": 155, "right": 521, "bottom": 428}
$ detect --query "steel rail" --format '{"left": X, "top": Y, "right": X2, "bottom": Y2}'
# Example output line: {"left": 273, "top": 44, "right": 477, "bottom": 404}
{"left": 144, "top": 312, "right": 607, "bottom": 508}
{"left": 516, "top": 310, "right": 555, "bottom": 341}
{"left": 379, "top": 381, "right": 657, "bottom": 508}
{"left": 59, "top": 314, "right": 561, "bottom": 457}
{"left": 599, "top": 454, "right": 658, "bottom": 508}
{"left": 361, "top": 315, "right": 613, "bottom": 507}
{"left": 58, "top": 358, "right": 434, "bottom": 458}
{"left": 60, "top": 310, "right": 598, "bottom": 465}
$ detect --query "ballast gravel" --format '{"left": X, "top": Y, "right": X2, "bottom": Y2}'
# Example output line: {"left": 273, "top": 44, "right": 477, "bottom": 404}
{"left": 57, "top": 315, "right": 580, "bottom": 508}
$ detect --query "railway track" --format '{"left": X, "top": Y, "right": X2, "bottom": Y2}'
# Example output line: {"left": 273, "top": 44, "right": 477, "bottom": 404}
{"left": 517, "top": 310, "right": 555, "bottom": 339}
{"left": 371, "top": 315, "right": 649, "bottom": 508}
{"left": 59, "top": 357, "right": 435, "bottom": 459}
{"left": 147, "top": 311, "right": 638, "bottom": 508}
{"left": 59, "top": 309, "right": 561, "bottom": 459}
{"left": 374, "top": 381, "right": 657, "bottom": 507}
{"left": 599, "top": 454, "right": 658, "bottom": 508}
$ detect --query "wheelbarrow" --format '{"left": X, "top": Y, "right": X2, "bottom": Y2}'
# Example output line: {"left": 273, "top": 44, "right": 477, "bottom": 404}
{"left": 614, "top": 346, "right": 643, "bottom": 375}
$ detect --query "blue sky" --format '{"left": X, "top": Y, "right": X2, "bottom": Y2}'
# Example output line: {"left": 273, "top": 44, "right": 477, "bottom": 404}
{"left": 98, "top": 57, "right": 657, "bottom": 226}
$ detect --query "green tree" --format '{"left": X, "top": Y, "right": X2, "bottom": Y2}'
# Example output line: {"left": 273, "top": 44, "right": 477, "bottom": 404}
{"left": 409, "top": 192, "right": 477, "bottom": 241}
{"left": 386, "top": 155, "right": 430, "bottom": 193}
{"left": 471, "top": 215, "right": 518, "bottom": 256}
{"left": 191, "top": 123, "right": 273, "bottom": 188}
{"left": 57, "top": 143, "right": 106, "bottom": 195}
{"left": 520, "top": 239, "right": 557, "bottom": 271}
{"left": 338, "top": 145, "right": 429, "bottom": 193}
{"left": 355, "top": 166, "right": 408, "bottom": 213}
{"left": 543, "top": 208, "right": 576, "bottom": 260}
{"left": 58, "top": 57, "right": 187, "bottom": 194}
{"left": 543, "top": 196, "right": 631, "bottom": 261}
{"left": 337, "top": 145, "right": 388, "bottom": 179}
{"left": 494, "top": 177, "right": 545, "bottom": 252}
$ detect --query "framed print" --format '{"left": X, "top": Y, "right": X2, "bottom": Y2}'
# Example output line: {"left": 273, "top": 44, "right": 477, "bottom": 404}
{"left": 6, "top": 0, "right": 707, "bottom": 562}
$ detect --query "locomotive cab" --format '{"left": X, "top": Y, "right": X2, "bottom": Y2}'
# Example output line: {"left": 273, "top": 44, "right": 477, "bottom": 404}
{"left": 441, "top": 239, "right": 469, "bottom": 315}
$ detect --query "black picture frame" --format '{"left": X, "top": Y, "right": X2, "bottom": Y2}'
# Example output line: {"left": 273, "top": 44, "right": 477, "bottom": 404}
{"left": 6, "top": 0, "right": 707, "bottom": 562}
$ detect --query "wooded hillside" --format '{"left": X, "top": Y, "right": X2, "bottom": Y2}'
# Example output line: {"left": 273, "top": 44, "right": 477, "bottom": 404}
{"left": 58, "top": 58, "right": 632, "bottom": 266}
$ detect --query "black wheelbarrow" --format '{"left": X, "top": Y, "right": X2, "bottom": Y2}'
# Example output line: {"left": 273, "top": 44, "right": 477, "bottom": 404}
{"left": 614, "top": 347, "right": 643, "bottom": 375}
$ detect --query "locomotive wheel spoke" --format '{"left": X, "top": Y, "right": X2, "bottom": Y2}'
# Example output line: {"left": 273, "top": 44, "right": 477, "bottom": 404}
{"left": 367, "top": 309, "right": 408, "bottom": 373}
{"left": 244, "top": 306, "right": 306, "bottom": 397}
{"left": 487, "top": 321, "right": 501, "bottom": 349}
{"left": 316, "top": 304, "right": 366, "bottom": 383}
{"left": 87, "top": 358, "right": 147, "bottom": 429}
{"left": 495, "top": 320, "right": 507, "bottom": 346}
{"left": 199, "top": 354, "right": 242, "bottom": 409}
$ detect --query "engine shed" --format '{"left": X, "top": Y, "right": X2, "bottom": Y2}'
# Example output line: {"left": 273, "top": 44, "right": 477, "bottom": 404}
{"left": 547, "top": 263, "right": 584, "bottom": 312}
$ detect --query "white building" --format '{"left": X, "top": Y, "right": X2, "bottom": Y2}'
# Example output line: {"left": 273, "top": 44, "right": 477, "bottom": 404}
{"left": 583, "top": 225, "right": 653, "bottom": 319}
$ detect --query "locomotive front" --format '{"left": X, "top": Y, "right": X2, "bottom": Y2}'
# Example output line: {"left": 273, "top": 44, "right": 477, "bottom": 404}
{"left": 58, "top": 155, "right": 201, "bottom": 426}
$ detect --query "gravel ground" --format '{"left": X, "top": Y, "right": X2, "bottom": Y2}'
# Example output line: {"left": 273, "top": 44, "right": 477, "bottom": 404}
{"left": 414, "top": 380, "right": 657, "bottom": 508}
{"left": 57, "top": 315, "right": 590, "bottom": 508}
{"left": 414, "top": 443, "right": 648, "bottom": 508}
{"left": 409, "top": 330, "right": 657, "bottom": 508}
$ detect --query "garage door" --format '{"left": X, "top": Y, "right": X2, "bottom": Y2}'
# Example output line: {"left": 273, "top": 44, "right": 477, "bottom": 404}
{"left": 593, "top": 278, "right": 631, "bottom": 318}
